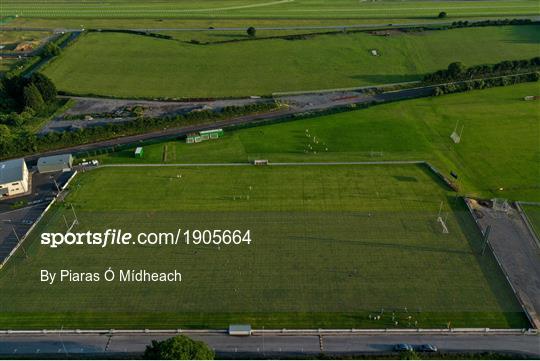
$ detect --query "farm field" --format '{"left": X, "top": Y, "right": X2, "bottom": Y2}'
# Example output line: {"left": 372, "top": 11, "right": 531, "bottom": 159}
{"left": 3, "top": 0, "right": 539, "bottom": 19}
{"left": 42, "top": 25, "right": 540, "bottom": 98}
{"left": 0, "top": 59, "right": 17, "bottom": 73}
{"left": 0, "top": 31, "right": 51, "bottom": 48}
{"left": 0, "top": 164, "right": 527, "bottom": 329}
{"left": 99, "top": 83, "right": 540, "bottom": 202}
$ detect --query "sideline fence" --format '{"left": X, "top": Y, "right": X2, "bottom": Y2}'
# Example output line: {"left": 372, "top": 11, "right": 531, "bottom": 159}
{"left": 462, "top": 197, "right": 539, "bottom": 330}
{"left": 0, "top": 328, "right": 536, "bottom": 335}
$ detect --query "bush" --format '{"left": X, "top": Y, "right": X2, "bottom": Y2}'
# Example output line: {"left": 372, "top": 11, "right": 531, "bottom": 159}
{"left": 30, "top": 73, "right": 57, "bottom": 103}
{"left": 23, "top": 83, "right": 45, "bottom": 111}
{"left": 143, "top": 335, "right": 214, "bottom": 360}
{"left": 247, "top": 26, "right": 256, "bottom": 37}
{"left": 423, "top": 57, "right": 540, "bottom": 83}
{"left": 431, "top": 71, "right": 539, "bottom": 96}
{"left": 2, "top": 73, "right": 57, "bottom": 112}
{"left": 438, "top": 11, "right": 447, "bottom": 18}
{"left": 41, "top": 42, "right": 61, "bottom": 58}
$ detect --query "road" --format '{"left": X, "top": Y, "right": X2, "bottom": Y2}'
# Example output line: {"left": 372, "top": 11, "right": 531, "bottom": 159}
{"left": 2, "top": 17, "right": 539, "bottom": 33}
{"left": 0, "top": 333, "right": 538, "bottom": 357}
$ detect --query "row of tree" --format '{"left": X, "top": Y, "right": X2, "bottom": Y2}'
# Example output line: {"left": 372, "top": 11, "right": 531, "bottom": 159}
{"left": 449, "top": 18, "right": 534, "bottom": 29}
{"left": 423, "top": 57, "right": 540, "bottom": 83}
{"left": 433, "top": 71, "right": 539, "bottom": 96}
{"left": 0, "top": 73, "right": 57, "bottom": 113}
{"left": 0, "top": 101, "right": 278, "bottom": 159}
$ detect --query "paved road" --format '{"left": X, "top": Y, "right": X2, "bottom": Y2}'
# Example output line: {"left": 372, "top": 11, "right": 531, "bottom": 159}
{"left": 0, "top": 333, "right": 538, "bottom": 357}
{"left": 3, "top": 17, "right": 539, "bottom": 33}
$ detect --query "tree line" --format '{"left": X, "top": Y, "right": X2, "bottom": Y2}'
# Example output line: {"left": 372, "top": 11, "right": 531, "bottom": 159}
{"left": 0, "top": 100, "right": 278, "bottom": 159}
{"left": 423, "top": 57, "right": 540, "bottom": 83}
{"left": 433, "top": 72, "right": 539, "bottom": 96}
{"left": 0, "top": 73, "right": 58, "bottom": 127}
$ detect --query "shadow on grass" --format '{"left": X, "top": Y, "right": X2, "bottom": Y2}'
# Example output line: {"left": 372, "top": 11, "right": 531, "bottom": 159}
{"left": 446, "top": 195, "right": 530, "bottom": 328}
{"left": 505, "top": 24, "right": 540, "bottom": 45}
{"left": 349, "top": 74, "right": 419, "bottom": 84}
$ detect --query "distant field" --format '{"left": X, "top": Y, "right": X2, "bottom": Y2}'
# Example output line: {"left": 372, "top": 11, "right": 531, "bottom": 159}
{"left": 3, "top": 0, "right": 539, "bottom": 19}
{"left": 42, "top": 25, "right": 540, "bottom": 98}
{"left": 99, "top": 83, "right": 540, "bottom": 202}
{"left": 0, "top": 58, "right": 17, "bottom": 73}
{"left": 0, "top": 164, "right": 527, "bottom": 329}
{"left": 0, "top": 31, "right": 51, "bottom": 47}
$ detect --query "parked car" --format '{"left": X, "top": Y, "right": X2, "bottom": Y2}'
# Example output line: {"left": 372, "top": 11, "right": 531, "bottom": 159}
{"left": 417, "top": 344, "right": 438, "bottom": 352}
{"left": 394, "top": 344, "right": 413, "bottom": 352}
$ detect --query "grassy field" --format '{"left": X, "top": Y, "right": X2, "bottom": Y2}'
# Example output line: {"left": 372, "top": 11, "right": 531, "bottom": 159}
{"left": 0, "top": 164, "right": 527, "bottom": 329}
{"left": 98, "top": 83, "right": 540, "bottom": 202}
{"left": 0, "top": 58, "right": 17, "bottom": 73}
{"left": 0, "top": 31, "right": 51, "bottom": 47}
{"left": 3, "top": 0, "right": 539, "bottom": 19}
{"left": 42, "top": 25, "right": 540, "bottom": 98}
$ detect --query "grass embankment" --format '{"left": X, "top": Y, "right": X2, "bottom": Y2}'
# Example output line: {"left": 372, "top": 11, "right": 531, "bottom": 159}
{"left": 42, "top": 25, "right": 540, "bottom": 98}
{"left": 0, "top": 164, "right": 527, "bottom": 329}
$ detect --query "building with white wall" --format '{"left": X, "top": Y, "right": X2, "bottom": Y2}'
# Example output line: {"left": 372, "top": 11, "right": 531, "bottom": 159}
{"left": 0, "top": 158, "right": 29, "bottom": 198}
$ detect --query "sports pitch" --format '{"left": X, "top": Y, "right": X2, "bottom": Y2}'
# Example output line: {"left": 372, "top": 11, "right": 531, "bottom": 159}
{"left": 42, "top": 25, "right": 540, "bottom": 98}
{"left": 100, "top": 83, "right": 540, "bottom": 202}
{"left": 3, "top": 0, "right": 539, "bottom": 19}
{"left": 0, "top": 164, "right": 527, "bottom": 329}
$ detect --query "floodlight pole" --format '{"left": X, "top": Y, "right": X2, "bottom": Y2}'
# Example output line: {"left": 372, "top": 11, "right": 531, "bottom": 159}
{"left": 12, "top": 226, "right": 27, "bottom": 258}
{"left": 53, "top": 178, "right": 60, "bottom": 193}
{"left": 71, "top": 204, "right": 79, "bottom": 225}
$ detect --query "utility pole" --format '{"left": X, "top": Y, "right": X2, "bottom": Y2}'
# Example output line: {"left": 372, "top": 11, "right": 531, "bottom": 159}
{"left": 12, "top": 226, "right": 27, "bottom": 259}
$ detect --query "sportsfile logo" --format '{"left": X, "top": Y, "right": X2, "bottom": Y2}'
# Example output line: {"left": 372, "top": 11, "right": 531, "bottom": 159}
{"left": 40, "top": 229, "right": 252, "bottom": 248}
{"left": 40, "top": 229, "right": 178, "bottom": 248}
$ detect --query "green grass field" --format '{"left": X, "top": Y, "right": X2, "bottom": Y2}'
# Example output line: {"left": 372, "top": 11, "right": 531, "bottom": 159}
{"left": 0, "top": 164, "right": 527, "bottom": 329}
{"left": 99, "top": 83, "right": 540, "bottom": 202}
{"left": 0, "top": 59, "right": 17, "bottom": 73}
{"left": 42, "top": 25, "right": 540, "bottom": 98}
{"left": 3, "top": 0, "right": 539, "bottom": 19}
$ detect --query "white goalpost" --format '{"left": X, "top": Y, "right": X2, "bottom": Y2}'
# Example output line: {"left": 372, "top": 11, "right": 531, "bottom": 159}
{"left": 437, "top": 201, "right": 449, "bottom": 234}
{"left": 65, "top": 204, "right": 79, "bottom": 233}
{"left": 450, "top": 120, "right": 464, "bottom": 144}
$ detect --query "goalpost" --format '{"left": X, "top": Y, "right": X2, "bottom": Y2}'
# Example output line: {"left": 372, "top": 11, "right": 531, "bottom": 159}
{"left": 64, "top": 204, "right": 79, "bottom": 233}
{"left": 437, "top": 201, "right": 449, "bottom": 234}
{"left": 450, "top": 120, "right": 464, "bottom": 144}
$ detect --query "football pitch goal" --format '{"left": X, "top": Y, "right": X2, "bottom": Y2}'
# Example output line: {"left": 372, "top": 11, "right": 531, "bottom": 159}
{"left": 0, "top": 164, "right": 528, "bottom": 329}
